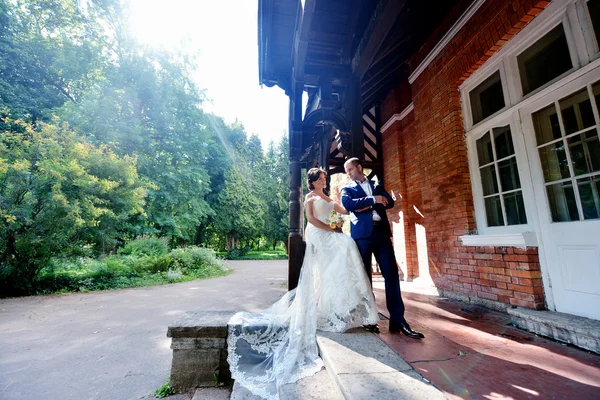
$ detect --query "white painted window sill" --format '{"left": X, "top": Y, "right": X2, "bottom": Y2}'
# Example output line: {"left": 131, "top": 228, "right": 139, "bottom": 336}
{"left": 459, "top": 232, "right": 538, "bottom": 247}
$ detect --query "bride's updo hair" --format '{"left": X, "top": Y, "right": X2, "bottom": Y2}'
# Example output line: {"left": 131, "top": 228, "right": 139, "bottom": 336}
{"left": 306, "top": 167, "right": 326, "bottom": 190}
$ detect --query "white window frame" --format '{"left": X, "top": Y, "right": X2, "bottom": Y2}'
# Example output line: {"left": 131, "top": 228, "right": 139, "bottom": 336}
{"left": 466, "top": 113, "right": 536, "bottom": 236}
{"left": 462, "top": 64, "right": 511, "bottom": 130}
{"left": 460, "top": 0, "right": 600, "bottom": 242}
{"left": 577, "top": 0, "right": 600, "bottom": 60}
{"left": 504, "top": 4, "right": 584, "bottom": 101}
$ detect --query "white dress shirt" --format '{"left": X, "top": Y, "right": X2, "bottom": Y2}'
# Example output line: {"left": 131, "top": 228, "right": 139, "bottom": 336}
{"left": 358, "top": 177, "right": 381, "bottom": 222}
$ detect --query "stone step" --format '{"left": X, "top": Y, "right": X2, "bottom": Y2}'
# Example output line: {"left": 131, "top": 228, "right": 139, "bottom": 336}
{"left": 230, "top": 368, "right": 344, "bottom": 400}
{"left": 508, "top": 307, "right": 600, "bottom": 354}
{"left": 317, "top": 329, "right": 448, "bottom": 400}
{"left": 192, "top": 387, "right": 232, "bottom": 400}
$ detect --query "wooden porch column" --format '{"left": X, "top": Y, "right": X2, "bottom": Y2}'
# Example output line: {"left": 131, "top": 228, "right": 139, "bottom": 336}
{"left": 348, "top": 77, "right": 365, "bottom": 159}
{"left": 288, "top": 86, "right": 305, "bottom": 291}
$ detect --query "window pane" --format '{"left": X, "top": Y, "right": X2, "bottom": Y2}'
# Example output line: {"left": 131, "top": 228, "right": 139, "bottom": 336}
{"left": 481, "top": 165, "right": 499, "bottom": 195}
{"left": 533, "top": 104, "right": 562, "bottom": 145}
{"left": 485, "top": 196, "right": 504, "bottom": 226}
{"left": 592, "top": 81, "right": 600, "bottom": 114}
{"left": 498, "top": 157, "right": 521, "bottom": 191}
{"left": 518, "top": 24, "right": 572, "bottom": 95}
{"left": 567, "top": 130, "right": 600, "bottom": 176}
{"left": 493, "top": 125, "right": 515, "bottom": 159}
{"left": 539, "top": 141, "right": 571, "bottom": 182}
{"left": 476, "top": 132, "right": 494, "bottom": 166}
{"left": 577, "top": 175, "right": 600, "bottom": 219}
{"left": 470, "top": 71, "right": 506, "bottom": 124}
{"left": 561, "top": 105, "right": 579, "bottom": 135}
{"left": 559, "top": 89, "right": 595, "bottom": 135}
{"left": 547, "top": 182, "right": 580, "bottom": 222}
{"left": 504, "top": 191, "right": 527, "bottom": 225}
{"left": 580, "top": 99, "right": 595, "bottom": 128}
{"left": 587, "top": 130, "right": 600, "bottom": 171}
{"left": 588, "top": 0, "right": 600, "bottom": 47}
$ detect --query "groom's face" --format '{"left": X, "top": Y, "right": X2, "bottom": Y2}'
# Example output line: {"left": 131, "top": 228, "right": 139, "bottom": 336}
{"left": 345, "top": 162, "right": 363, "bottom": 182}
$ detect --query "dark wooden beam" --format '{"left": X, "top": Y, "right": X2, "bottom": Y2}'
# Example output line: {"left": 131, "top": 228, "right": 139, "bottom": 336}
{"left": 374, "top": 104, "right": 384, "bottom": 184}
{"left": 370, "top": 33, "right": 409, "bottom": 68}
{"left": 288, "top": 81, "right": 305, "bottom": 291}
{"left": 341, "top": 0, "right": 362, "bottom": 63}
{"left": 364, "top": 146, "right": 377, "bottom": 162}
{"left": 304, "top": 63, "right": 351, "bottom": 80}
{"left": 363, "top": 128, "right": 377, "bottom": 150}
{"left": 365, "top": 110, "right": 376, "bottom": 124}
{"left": 348, "top": 78, "right": 364, "bottom": 160}
{"left": 351, "top": 0, "right": 407, "bottom": 79}
{"left": 327, "top": 165, "right": 346, "bottom": 175}
{"left": 292, "top": 0, "right": 316, "bottom": 82}
{"left": 361, "top": 51, "right": 405, "bottom": 92}
{"left": 361, "top": 63, "right": 403, "bottom": 109}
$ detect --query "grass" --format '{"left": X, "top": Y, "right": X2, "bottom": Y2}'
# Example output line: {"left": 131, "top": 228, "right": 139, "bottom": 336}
{"left": 34, "top": 246, "right": 231, "bottom": 295}
{"left": 154, "top": 378, "right": 176, "bottom": 398}
{"left": 241, "top": 251, "right": 288, "bottom": 260}
{"left": 216, "top": 249, "right": 288, "bottom": 260}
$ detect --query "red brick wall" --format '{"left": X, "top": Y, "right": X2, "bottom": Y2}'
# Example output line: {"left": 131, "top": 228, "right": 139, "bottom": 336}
{"left": 381, "top": 0, "right": 550, "bottom": 310}
{"left": 382, "top": 110, "right": 418, "bottom": 279}
{"left": 380, "top": 79, "right": 412, "bottom": 125}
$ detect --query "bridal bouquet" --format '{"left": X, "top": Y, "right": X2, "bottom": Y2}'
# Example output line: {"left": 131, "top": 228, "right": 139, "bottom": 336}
{"left": 327, "top": 210, "right": 345, "bottom": 229}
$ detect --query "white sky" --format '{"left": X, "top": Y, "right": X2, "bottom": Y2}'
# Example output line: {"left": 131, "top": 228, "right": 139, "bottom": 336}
{"left": 128, "top": 0, "right": 290, "bottom": 149}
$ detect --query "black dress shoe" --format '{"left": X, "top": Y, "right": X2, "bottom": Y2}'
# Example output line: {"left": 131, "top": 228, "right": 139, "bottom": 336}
{"left": 363, "top": 324, "right": 380, "bottom": 333}
{"left": 389, "top": 322, "right": 424, "bottom": 339}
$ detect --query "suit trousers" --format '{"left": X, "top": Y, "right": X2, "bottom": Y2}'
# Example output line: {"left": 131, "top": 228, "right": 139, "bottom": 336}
{"left": 355, "top": 224, "right": 406, "bottom": 325}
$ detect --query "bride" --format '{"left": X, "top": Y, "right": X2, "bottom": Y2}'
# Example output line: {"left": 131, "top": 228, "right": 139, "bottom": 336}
{"left": 227, "top": 168, "right": 378, "bottom": 400}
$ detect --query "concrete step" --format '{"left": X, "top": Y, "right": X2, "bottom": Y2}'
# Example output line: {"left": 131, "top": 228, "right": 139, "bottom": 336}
{"left": 508, "top": 307, "right": 600, "bottom": 354}
{"left": 230, "top": 368, "right": 344, "bottom": 400}
{"left": 192, "top": 387, "right": 231, "bottom": 400}
{"left": 317, "top": 329, "right": 448, "bottom": 400}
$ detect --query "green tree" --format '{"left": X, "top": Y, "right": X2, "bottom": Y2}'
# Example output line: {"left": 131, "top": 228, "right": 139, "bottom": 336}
{"left": 262, "top": 135, "right": 289, "bottom": 250}
{"left": 0, "top": 119, "right": 148, "bottom": 294}
{"left": 0, "top": 0, "right": 107, "bottom": 123}
{"left": 57, "top": 26, "right": 213, "bottom": 244}
{"left": 213, "top": 163, "right": 263, "bottom": 251}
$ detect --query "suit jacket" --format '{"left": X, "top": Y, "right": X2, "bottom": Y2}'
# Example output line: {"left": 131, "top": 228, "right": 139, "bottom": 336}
{"left": 341, "top": 180, "right": 394, "bottom": 239}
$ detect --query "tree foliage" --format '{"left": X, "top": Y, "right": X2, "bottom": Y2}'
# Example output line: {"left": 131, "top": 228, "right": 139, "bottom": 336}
{"left": 0, "top": 119, "right": 147, "bottom": 293}
{"left": 262, "top": 136, "right": 289, "bottom": 249}
{"left": 0, "top": 0, "right": 291, "bottom": 295}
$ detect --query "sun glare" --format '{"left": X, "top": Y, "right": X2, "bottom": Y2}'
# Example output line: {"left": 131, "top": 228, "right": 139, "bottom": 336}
{"left": 126, "top": 0, "right": 291, "bottom": 148}
{"left": 129, "top": 0, "right": 199, "bottom": 48}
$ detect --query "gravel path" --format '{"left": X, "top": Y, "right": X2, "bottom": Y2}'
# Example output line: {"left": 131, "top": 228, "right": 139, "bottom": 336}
{"left": 0, "top": 260, "right": 287, "bottom": 400}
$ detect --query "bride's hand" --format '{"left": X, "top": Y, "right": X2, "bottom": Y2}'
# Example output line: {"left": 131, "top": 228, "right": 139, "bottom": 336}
{"left": 331, "top": 227, "right": 343, "bottom": 233}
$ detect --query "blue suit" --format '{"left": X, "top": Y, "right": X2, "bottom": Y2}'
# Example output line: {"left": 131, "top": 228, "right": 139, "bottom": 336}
{"left": 341, "top": 180, "right": 406, "bottom": 325}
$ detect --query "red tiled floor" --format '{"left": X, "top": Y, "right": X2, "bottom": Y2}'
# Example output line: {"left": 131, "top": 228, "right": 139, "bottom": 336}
{"left": 373, "top": 288, "right": 600, "bottom": 400}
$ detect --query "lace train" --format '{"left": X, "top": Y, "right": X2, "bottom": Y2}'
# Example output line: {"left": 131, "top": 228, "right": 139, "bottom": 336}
{"left": 227, "top": 199, "right": 377, "bottom": 400}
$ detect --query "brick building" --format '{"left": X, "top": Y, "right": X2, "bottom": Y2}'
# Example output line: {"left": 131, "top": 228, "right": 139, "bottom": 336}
{"left": 258, "top": 0, "right": 600, "bottom": 321}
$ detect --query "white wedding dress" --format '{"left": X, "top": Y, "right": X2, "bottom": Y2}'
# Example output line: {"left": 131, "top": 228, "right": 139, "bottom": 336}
{"left": 227, "top": 197, "right": 378, "bottom": 400}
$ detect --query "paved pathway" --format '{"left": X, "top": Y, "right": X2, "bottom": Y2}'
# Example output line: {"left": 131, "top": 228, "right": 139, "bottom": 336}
{"left": 0, "top": 260, "right": 287, "bottom": 400}
{"left": 373, "top": 284, "right": 600, "bottom": 400}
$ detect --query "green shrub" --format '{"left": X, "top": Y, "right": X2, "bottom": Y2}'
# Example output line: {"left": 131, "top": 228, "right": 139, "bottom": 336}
{"left": 225, "top": 247, "right": 250, "bottom": 260}
{"left": 25, "top": 246, "right": 230, "bottom": 296}
{"left": 118, "top": 237, "right": 169, "bottom": 257}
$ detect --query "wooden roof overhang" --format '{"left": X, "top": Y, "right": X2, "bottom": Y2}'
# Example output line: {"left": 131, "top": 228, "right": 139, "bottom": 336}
{"left": 259, "top": 0, "right": 464, "bottom": 171}
{"left": 259, "top": 0, "right": 467, "bottom": 290}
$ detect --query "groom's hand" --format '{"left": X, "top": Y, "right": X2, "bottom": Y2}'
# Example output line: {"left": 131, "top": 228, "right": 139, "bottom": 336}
{"left": 374, "top": 195, "right": 388, "bottom": 206}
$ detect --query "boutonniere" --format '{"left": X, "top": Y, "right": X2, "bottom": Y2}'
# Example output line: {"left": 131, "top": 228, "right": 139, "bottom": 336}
{"left": 373, "top": 181, "right": 381, "bottom": 190}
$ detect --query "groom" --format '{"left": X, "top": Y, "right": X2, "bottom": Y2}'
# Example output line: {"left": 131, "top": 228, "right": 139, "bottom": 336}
{"left": 341, "top": 158, "right": 424, "bottom": 339}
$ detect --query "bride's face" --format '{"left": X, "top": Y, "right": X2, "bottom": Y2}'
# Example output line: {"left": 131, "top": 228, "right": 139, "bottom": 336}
{"left": 313, "top": 172, "right": 327, "bottom": 190}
